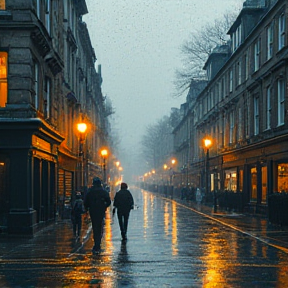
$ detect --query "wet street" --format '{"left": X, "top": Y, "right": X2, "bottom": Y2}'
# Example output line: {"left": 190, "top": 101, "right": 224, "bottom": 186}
{"left": 0, "top": 187, "right": 288, "bottom": 287}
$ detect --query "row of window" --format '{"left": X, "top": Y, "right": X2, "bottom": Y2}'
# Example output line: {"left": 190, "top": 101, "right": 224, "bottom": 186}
{"left": 199, "top": 12, "right": 286, "bottom": 120}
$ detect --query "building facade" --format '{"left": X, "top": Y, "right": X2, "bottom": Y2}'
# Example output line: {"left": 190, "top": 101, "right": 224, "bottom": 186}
{"left": 0, "top": 0, "right": 109, "bottom": 234}
{"left": 174, "top": 0, "right": 288, "bottom": 214}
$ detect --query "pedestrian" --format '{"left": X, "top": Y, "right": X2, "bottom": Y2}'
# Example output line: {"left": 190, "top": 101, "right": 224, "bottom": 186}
{"left": 71, "top": 191, "right": 85, "bottom": 240}
{"left": 84, "top": 177, "right": 111, "bottom": 254}
{"left": 113, "top": 182, "right": 134, "bottom": 241}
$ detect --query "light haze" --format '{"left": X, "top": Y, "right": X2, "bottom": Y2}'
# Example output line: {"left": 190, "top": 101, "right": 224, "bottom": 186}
{"left": 83, "top": 0, "right": 243, "bottom": 169}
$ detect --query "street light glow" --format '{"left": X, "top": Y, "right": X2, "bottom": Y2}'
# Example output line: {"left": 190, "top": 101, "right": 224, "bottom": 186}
{"left": 101, "top": 149, "right": 108, "bottom": 158}
{"left": 204, "top": 138, "right": 212, "bottom": 149}
{"left": 77, "top": 123, "right": 87, "bottom": 134}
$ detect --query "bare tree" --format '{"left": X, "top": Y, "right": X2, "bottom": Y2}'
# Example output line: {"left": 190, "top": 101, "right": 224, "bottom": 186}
{"left": 140, "top": 115, "right": 174, "bottom": 172}
{"left": 174, "top": 13, "right": 238, "bottom": 97}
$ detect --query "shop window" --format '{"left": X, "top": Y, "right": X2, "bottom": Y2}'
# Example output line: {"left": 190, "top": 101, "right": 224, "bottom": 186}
{"left": 261, "top": 166, "right": 267, "bottom": 204}
{"left": 0, "top": 0, "right": 5, "bottom": 10}
{"left": 0, "top": 52, "right": 7, "bottom": 108}
{"left": 224, "top": 170, "right": 237, "bottom": 192}
{"left": 239, "top": 169, "right": 243, "bottom": 192}
{"left": 251, "top": 167, "right": 257, "bottom": 202}
{"left": 278, "top": 163, "right": 288, "bottom": 193}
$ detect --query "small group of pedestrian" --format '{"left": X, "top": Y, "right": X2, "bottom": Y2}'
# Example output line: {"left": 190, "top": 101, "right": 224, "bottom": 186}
{"left": 72, "top": 176, "right": 134, "bottom": 254}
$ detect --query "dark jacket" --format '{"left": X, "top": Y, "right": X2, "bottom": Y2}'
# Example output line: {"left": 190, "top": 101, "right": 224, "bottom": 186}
{"left": 113, "top": 188, "right": 134, "bottom": 214}
{"left": 84, "top": 184, "right": 111, "bottom": 218}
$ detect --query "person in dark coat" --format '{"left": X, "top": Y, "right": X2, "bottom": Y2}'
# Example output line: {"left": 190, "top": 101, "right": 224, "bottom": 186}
{"left": 71, "top": 191, "right": 85, "bottom": 239}
{"left": 113, "top": 182, "right": 134, "bottom": 241}
{"left": 84, "top": 177, "right": 111, "bottom": 253}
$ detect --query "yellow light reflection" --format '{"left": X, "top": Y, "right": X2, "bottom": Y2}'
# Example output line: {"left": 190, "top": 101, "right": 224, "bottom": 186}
{"left": 164, "top": 202, "right": 169, "bottom": 236}
{"left": 143, "top": 192, "right": 148, "bottom": 236}
{"left": 171, "top": 201, "right": 178, "bottom": 256}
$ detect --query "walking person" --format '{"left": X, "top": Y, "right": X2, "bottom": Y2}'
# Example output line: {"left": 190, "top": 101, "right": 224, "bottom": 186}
{"left": 84, "top": 177, "right": 111, "bottom": 254}
{"left": 71, "top": 191, "right": 85, "bottom": 240}
{"left": 113, "top": 182, "right": 134, "bottom": 241}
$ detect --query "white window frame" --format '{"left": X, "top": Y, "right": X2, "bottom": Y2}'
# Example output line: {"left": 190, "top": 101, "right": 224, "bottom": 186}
{"left": 266, "top": 86, "right": 271, "bottom": 130}
{"left": 229, "top": 69, "right": 233, "bottom": 92}
{"left": 45, "top": 77, "right": 51, "bottom": 119}
{"left": 278, "top": 13, "right": 285, "bottom": 50}
{"left": 254, "top": 39, "right": 260, "bottom": 71}
{"left": 278, "top": 79, "right": 285, "bottom": 126}
{"left": 254, "top": 97, "right": 259, "bottom": 135}
{"left": 229, "top": 111, "right": 235, "bottom": 144}
{"left": 238, "top": 60, "right": 242, "bottom": 86}
{"left": 267, "top": 24, "right": 273, "bottom": 60}
{"left": 45, "top": 0, "right": 51, "bottom": 35}
{"left": 33, "top": 61, "right": 39, "bottom": 110}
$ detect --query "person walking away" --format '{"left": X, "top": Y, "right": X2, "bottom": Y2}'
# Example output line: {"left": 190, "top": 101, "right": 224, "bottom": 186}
{"left": 113, "top": 182, "right": 134, "bottom": 241}
{"left": 84, "top": 177, "right": 111, "bottom": 254}
{"left": 71, "top": 191, "right": 85, "bottom": 240}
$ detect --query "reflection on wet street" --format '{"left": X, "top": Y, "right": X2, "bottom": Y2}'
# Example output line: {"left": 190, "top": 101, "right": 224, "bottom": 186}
{"left": 0, "top": 187, "right": 288, "bottom": 287}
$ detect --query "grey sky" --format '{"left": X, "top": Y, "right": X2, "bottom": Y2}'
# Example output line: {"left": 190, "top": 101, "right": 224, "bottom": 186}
{"left": 83, "top": 0, "right": 243, "bottom": 154}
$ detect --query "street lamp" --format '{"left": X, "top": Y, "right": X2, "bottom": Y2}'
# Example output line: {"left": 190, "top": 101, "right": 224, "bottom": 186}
{"left": 76, "top": 122, "right": 88, "bottom": 191}
{"left": 204, "top": 138, "right": 215, "bottom": 212}
{"left": 170, "top": 158, "right": 176, "bottom": 199}
{"left": 101, "top": 149, "right": 108, "bottom": 183}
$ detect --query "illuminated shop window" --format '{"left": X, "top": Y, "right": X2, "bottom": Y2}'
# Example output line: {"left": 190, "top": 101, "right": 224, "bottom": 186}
{"left": 278, "top": 163, "right": 288, "bottom": 193}
{"left": 261, "top": 166, "right": 267, "bottom": 204}
{"left": 224, "top": 170, "right": 237, "bottom": 192}
{"left": 0, "top": 52, "right": 7, "bottom": 108}
{"left": 251, "top": 167, "right": 257, "bottom": 202}
{"left": 0, "top": 0, "right": 5, "bottom": 10}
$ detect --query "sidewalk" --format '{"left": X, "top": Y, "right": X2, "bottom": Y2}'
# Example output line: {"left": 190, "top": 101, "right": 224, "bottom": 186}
{"left": 174, "top": 197, "right": 288, "bottom": 254}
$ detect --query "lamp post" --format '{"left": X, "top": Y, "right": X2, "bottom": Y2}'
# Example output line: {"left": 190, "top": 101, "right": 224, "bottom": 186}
{"left": 204, "top": 138, "right": 215, "bottom": 212}
{"left": 170, "top": 158, "right": 176, "bottom": 199}
{"left": 77, "top": 122, "right": 88, "bottom": 190}
{"left": 101, "top": 149, "right": 108, "bottom": 183}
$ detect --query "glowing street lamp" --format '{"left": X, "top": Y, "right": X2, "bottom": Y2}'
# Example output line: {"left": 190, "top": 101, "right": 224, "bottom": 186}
{"left": 101, "top": 149, "right": 108, "bottom": 183}
{"left": 204, "top": 138, "right": 215, "bottom": 212}
{"left": 77, "top": 121, "right": 88, "bottom": 190}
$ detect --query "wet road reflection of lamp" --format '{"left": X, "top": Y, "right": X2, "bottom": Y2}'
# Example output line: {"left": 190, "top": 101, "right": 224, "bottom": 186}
{"left": 204, "top": 138, "right": 214, "bottom": 212}
{"left": 77, "top": 122, "right": 87, "bottom": 190}
{"left": 101, "top": 149, "right": 108, "bottom": 183}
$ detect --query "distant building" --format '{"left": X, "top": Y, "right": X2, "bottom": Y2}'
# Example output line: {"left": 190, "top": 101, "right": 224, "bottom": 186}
{"left": 0, "top": 0, "right": 110, "bottom": 234}
{"left": 173, "top": 0, "right": 288, "bottom": 214}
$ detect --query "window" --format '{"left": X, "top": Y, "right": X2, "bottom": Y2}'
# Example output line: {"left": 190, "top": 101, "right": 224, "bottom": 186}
{"left": 0, "top": 0, "right": 5, "bottom": 10}
{"left": 254, "top": 96, "right": 259, "bottom": 135}
{"left": 266, "top": 86, "right": 271, "bottom": 130}
{"left": 245, "top": 53, "right": 249, "bottom": 80}
{"left": 278, "top": 163, "right": 288, "bottom": 193}
{"left": 261, "top": 166, "right": 267, "bottom": 204}
{"left": 229, "top": 111, "right": 235, "bottom": 144}
{"left": 254, "top": 39, "right": 260, "bottom": 71}
{"left": 237, "top": 60, "right": 242, "bottom": 86}
{"left": 238, "top": 107, "right": 242, "bottom": 140}
{"left": 278, "top": 13, "right": 285, "bottom": 50}
{"left": 32, "top": 61, "right": 39, "bottom": 109}
{"left": 251, "top": 167, "right": 257, "bottom": 202}
{"left": 267, "top": 24, "right": 273, "bottom": 60}
{"left": 0, "top": 52, "right": 7, "bottom": 108}
{"left": 45, "top": 0, "right": 51, "bottom": 35}
{"left": 45, "top": 77, "right": 51, "bottom": 119}
{"left": 229, "top": 69, "right": 233, "bottom": 92}
{"left": 278, "top": 79, "right": 285, "bottom": 126}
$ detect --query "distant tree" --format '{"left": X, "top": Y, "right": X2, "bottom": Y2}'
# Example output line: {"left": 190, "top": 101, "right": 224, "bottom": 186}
{"left": 140, "top": 115, "right": 174, "bottom": 171}
{"left": 174, "top": 12, "right": 238, "bottom": 97}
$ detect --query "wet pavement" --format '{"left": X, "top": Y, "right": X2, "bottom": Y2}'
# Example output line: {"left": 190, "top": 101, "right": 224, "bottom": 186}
{"left": 0, "top": 187, "right": 288, "bottom": 287}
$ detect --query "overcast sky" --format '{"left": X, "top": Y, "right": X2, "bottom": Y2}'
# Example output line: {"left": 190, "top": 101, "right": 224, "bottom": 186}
{"left": 83, "top": 0, "right": 243, "bottom": 162}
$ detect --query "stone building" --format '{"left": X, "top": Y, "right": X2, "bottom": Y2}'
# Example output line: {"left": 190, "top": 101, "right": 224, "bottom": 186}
{"left": 173, "top": 0, "right": 288, "bottom": 214}
{"left": 0, "top": 0, "right": 109, "bottom": 234}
